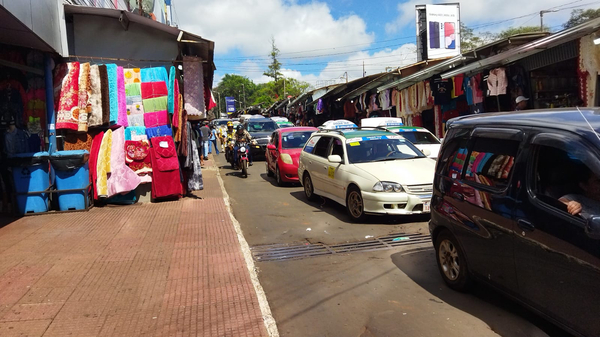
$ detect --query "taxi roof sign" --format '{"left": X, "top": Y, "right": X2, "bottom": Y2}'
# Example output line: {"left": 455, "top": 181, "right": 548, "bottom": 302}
{"left": 360, "top": 117, "right": 404, "bottom": 128}
{"left": 319, "top": 119, "right": 358, "bottom": 130}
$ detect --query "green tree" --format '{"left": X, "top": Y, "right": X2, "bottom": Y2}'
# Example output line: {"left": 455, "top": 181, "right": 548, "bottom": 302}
{"left": 213, "top": 74, "right": 257, "bottom": 115}
{"left": 263, "top": 37, "right": 283, "bottom": 81}
{"left": 564, "top": 8, "right": 600, "bottom": 29}
{"left": 496, "top": 26, "right": 547, "bottom": 39}
{"left": 460, "top": 22, "right": 495, "bottom": 52}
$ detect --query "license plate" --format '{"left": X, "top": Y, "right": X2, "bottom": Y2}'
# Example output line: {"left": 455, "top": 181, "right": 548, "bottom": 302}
{"left": 423, "top": 202, "right": 430, "bottom": 212}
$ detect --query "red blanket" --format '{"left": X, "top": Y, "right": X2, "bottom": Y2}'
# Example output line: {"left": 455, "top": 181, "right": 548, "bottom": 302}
{"left": 149, "top": 136, "right": 181, "bottom": 199}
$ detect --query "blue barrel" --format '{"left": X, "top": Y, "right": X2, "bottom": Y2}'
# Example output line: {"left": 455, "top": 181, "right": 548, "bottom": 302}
{"left": 50, "top": 150, "right": 90, "bottom": 211}
{"left": 9, "top": 152, "right": 50, "bottom": 215}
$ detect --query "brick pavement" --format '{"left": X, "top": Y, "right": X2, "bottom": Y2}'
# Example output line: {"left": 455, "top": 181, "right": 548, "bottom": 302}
{"left": 0, "top": 155, "right": 271, "bottom": 337}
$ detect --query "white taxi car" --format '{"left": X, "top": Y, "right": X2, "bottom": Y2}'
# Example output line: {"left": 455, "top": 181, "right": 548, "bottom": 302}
{"left": 298, "top": 121, "right": 436, "bottom": 221}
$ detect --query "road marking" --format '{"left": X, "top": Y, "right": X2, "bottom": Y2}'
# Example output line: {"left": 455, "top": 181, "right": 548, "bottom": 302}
{"left": 215, "top": 165, "right": 280, "bottom": 337}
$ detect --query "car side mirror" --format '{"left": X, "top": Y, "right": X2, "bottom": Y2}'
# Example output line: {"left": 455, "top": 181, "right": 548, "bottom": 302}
{"left": 585, "top": 216, "right": 600, "bottom": 240}
{"left": 267, "top": 144, "right": 276, "bottom": 150}
{"left": 420, "top": 148, "right": 431, "bottom": 157}
{"left": 328, "top": 155, "right": 342, "bottom": 163}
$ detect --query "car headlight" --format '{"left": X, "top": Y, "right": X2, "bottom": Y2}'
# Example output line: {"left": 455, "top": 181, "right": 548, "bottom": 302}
{"left": 280, "top": 153, "right": 293, "bottom": 164}
{"left": 373, "top": 181, "right": 404, "bottom": 192}
{"left": 240, "top": 146, "right": 246, "bottom": 152}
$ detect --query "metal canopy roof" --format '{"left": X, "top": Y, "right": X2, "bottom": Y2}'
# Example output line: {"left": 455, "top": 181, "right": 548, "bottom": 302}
{"left": 0, "top": 6, "right": 57, "bottom": 53}
{"left": 376, "top": 55, "right": 466, "bottom": 92}
{"left": 440, "top": 17, "right": 600, "bottom": 79}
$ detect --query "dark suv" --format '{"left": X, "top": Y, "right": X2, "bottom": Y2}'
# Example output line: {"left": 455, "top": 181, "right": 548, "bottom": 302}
{"left": 245, "top": 118, "right": 279, "bottom": 158}
{"left": 430, "top": 108, "right": 600, "bottom": 337}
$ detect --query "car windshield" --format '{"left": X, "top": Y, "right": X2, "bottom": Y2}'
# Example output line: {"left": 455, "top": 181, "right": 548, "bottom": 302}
{"left": 281, "top": 131, "right": 314, "bottom": 149}
{"left": 346, "top": 137, "right": 426, "bottom": 164}
{"left": 247, "top": 121, "right": 278, "bottom": 132}
{"left": 396, "top": 131, "right": 440, "bottom": 145}
{"left": 215, "top": 120, "right": 230, "bottom": 126}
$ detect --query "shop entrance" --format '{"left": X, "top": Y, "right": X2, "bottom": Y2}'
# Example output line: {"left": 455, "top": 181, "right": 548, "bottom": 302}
{"left": 530, "top": 58, "right": 579, "bottom": 109}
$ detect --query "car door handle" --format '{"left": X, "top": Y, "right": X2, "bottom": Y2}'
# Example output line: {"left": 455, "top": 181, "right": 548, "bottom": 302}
{"left": 517, "top": 219, "right": 535, "bottom": 232}
{"left": 323, "top": 166, "right": 328, "bottom": 169}
{"left": 452, "top": 192, "right": 464, "bottom": 201}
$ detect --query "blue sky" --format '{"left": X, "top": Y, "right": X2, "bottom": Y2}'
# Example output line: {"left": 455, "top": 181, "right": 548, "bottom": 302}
{"left": 174, "top": 0, "right": 599, "bottom": 88}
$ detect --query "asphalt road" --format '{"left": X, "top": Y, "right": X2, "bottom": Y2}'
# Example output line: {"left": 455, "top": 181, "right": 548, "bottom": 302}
{"left": 214, "top": 151, "right": 568, "bottom": 337}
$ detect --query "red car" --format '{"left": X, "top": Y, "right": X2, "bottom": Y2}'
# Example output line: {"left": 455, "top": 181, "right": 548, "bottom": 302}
{"left": 265, "top": 127, "right": 318, "bottom": 186}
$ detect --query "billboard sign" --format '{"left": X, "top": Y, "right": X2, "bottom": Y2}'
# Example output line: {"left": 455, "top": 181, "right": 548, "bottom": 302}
{"left": 416, "top": 4, "right": 460, "bottom": 60}
{"left": 225, "top": 97, "right": 236, "bottom": 114}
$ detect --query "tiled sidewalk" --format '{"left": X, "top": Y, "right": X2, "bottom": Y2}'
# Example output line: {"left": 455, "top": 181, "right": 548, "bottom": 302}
{"left": 0, "top": 156, "right": 269, "bottom": 336}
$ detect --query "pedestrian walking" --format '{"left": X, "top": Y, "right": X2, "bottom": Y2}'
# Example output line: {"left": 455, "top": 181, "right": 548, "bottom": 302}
{"left": 210, "top": 125, "right": 220, "bottom": 155}
{"left": 200, "top": 121, "right": 211, "bottom": 160}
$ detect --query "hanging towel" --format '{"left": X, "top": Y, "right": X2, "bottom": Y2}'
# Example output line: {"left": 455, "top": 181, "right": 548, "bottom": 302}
{"left": 125, "top": 83, "right": 141, "bottom": 96}
{"left": 123, "top": 68, "right": 141, "bottom": 85}
{"left": 78, "top": 62, "right": 91, "bottom": 132}
{"left": 145, "top": 125, "right": 172, "bottom": 139}
{"left": 106, "top": 64, "right": 118, "bottom": 124}
{"left": 127, "top": 114, "right": 144, "bottom": 127}
{"left": 141, "top": 81, "right": 168, "bottom": 100}
{"left": 88, "top": 65, "right": 104, "bottom": 127}
{"left": 183, "top": 56, "right": 206, "bottom": 117}
{"left": 117, "top": 66, "right": 128, "bottom": 127}
{"left": 89, "top": 131, "right": 104, "bottom": 200}
{"left": 124, "top": 126, "right": 146, "bottom": 141}
{"left": 167, "top": 66, "right": 176, "bottom": 114}
{"left": 149, "top": 136, "right": 181, "bottom": 199}
{"left": 56, "top": 62, "right": 80, "bottom": 130}
{"left": 98, "top": 65, "right": 110, "bottom": 125}
{"left": 143, "top": 110, "right": 168, "bottom": 128}
{"left": 141, "top": 67, "right": 169, "bottom": 83}
{"left": 107, "top": 127, "right": 141, "bottom": 197}
{"left": 96, "top": 129, "right": 112, "bottom": 198}
{"left": 142, "top": 96, "right": 168, "bottom": 113}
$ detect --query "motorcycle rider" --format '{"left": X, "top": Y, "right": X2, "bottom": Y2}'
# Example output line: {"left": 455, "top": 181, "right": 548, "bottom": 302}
{"left": 224, "top": 121, "right": 235, "bottom": 161}
{"left": 233, "top": 124, "right": 254, "bottom": 168}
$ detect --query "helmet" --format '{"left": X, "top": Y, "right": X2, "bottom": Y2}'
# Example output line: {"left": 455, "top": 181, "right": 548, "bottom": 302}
{"left": 227, "top": 121, "right": 233, "bottom": 127}
{"left": 236, "top": 124, "right": 244, "bottom": 132}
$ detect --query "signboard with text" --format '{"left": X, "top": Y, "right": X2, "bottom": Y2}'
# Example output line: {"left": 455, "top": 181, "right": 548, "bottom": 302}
{"left": 225, "top": 97, "right": 236, "bottom": 115}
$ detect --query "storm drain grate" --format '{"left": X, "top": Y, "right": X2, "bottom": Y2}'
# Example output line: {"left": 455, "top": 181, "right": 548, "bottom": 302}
{"left": 251, "top": 233, "right": 431, "bottom": 262}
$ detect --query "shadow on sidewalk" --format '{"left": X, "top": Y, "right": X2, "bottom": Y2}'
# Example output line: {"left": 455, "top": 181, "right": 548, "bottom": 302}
{"left": 391, "top": 249, "right": 570, "bottom": 337}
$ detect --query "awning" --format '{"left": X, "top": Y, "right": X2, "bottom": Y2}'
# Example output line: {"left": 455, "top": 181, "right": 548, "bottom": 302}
{"left": 439, "top": 17, "right": 600, "bottom": 79}
{"left": 338, "top": 72, "right": 393, "bottom": 101}
{"left": 289, "top": 92, "right": 311, "bottom": 106}
{"left": 377, "top": 55, "right": 466, "bottom": 92}
{"left": 306, "top": 84, "right": 342, "bottom": 106}
{"left": 0, "top": 6, "right": 58, "bottom": 53}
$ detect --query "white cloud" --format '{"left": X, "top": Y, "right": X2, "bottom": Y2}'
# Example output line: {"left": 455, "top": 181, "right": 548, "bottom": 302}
{"left": 385, "top": 0, "right": 599, "bottom": 34}
{"left": 176, "top": 0, "right": 374, "bottom": 56}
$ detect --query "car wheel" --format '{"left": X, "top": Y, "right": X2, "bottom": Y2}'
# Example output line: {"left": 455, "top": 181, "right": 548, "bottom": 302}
{"left": 266, "top": 162, "right": 274, "bottom": 177}
{"left": 434, "top": 230, "right": 472, "bottom": 292}
{"left": 303, "top": 173, "right": 318, "bottom": 201}
{"left": 346, "top": 186, "right": 366, "bottom": 222}
{"left": 276, "top": 166, "right": 284, "bottom": 186}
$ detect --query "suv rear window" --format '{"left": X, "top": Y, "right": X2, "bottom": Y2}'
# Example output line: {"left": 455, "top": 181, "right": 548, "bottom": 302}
{"left": 464, "top": 137, "right": 519, "bottom": 190}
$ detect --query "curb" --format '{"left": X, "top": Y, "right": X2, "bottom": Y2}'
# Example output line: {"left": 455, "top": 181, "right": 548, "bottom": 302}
{"left": 214, "top": 162, "right": 280, "bottom": 337}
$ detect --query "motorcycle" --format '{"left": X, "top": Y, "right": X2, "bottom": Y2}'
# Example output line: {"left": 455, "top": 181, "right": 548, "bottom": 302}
{"left": 235, "top": 140, "right": 250, "bottom": 178}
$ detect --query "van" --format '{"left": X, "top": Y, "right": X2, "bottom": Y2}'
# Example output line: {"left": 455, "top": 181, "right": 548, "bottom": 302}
{"left": 429, "top": 108, "right": 600, "bottom": 337}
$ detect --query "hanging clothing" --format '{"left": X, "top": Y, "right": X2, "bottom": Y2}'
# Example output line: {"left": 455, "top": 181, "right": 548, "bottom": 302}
{"left": 183, "top": 56, "right": 206, "bottom": 117}
{"left": 343, "top": 100, "right": 356, "bottom": 119}
{"left": 167, "top": 66, "right": 176, "bottom": 114}
{"left": 98, "top": 65, "right": 110, "bottom": 125}
{"left": 106, "top": 64, "right": 119, "bottom": 124}
{"left": 187, "top": 122, "right": 203, "bottom": 191}
{"left": 4, "top": 127, "right": 28, "bottom": 156}
{"left": 96, "top": 129, "right": 112, "bottom": 198}
{"left": 471, "top": 74, "right": 484, "bottom": 104}
{"left": 107, "top": 127, "right": 141, "bottom": 197}
{"left": 89, "top": 131, "right": 104, "bottom": 200}
{"left": 56, "top": 62, "right": 80, "bottom": 130}
{"left": 116, "top": 66, "right": 128, "bottom": 127}
{"left": 430, "top": 75, "right": 453, "bottom": 106}
{"left": 453, "top": 75, "right": 465, "bottom": 97}
{"left": 87, "top": 65, "right": 104, "bottom": 127}
{"left": 150, "top": 136, "right": 181, "bottom": 199}
{"left": 78, "top": 62, "right": 91, "bottom": 132}
{"left": 487, "top": 68, "right": 507, "bottom": 96}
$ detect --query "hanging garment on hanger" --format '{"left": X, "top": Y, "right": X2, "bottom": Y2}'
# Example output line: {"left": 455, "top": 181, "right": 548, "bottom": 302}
{"left": 89, "top": 131, "right": 104, "bottom": 200}
{"left": 56, "top": 62, "right": 80, "bottom": 130}
{"left": 183, "top": 56, "right": 206, "bottom": 117}
{"left": 116, "top": 66, "right": 128, "bottom": 127}
{"left": 87, "top": 65, "right": 103, "bottom": 127}
{"left": 107, "top": 127, "right": 141, "bottom": 197}
{"left": 187, "top": 122, "right": 203, "bottom": 191}
{"left": 150, "top": 136, "right": 181, "bottom": 199}
{"left": 78, "top": 62, "right": 91, "bottom": 132}
{"left": 123, "top": 68, "right": 141, "bottom": 85}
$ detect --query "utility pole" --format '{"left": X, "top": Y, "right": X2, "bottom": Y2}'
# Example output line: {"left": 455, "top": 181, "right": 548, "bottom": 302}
{"left": 242, "top": 84, "right": 246, "bottom": 109}
{"left": 362, "top": 61, "right": 365, "bottom": 77}
{"left": 540, "top": 9, "right": 557, "bottom": 31}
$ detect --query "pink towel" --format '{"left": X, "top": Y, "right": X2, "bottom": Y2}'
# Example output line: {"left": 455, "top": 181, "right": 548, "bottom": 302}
{"left": 107, "top": 127, "right": 141, "bottom": 197}
{"left": 144, "top": 110, "right": 168, "bottom": 128}
{"left": 116, "top": 67, "right": 128, "bottom": 127}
